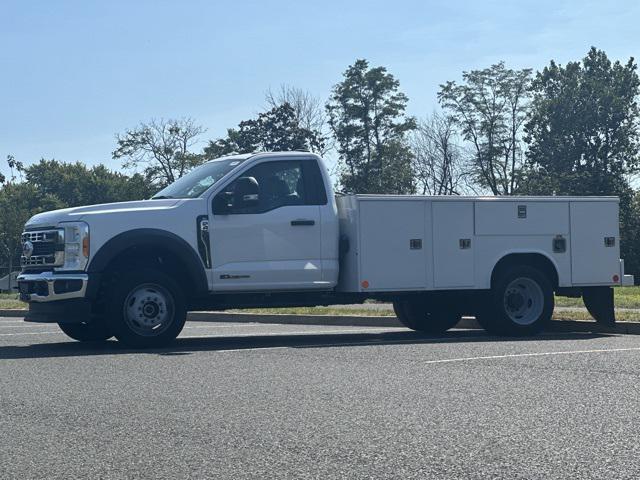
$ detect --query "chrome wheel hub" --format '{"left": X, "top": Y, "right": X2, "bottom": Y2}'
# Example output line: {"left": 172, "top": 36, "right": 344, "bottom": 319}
{"left": 124, "top": 284, "right": 174, "bottom": 336}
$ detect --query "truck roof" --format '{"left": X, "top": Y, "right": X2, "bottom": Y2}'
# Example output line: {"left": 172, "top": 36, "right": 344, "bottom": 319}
{"left": 206, "top": 151, "right": 319, "bottom": 163}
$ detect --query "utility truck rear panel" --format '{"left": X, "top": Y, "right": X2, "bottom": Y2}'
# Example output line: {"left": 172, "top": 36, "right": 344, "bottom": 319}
{"left": 16, "top": 152, "right": 633, "bottom": 347}
{"left": 338, "top": 195, "right": 622, "bottom": 292}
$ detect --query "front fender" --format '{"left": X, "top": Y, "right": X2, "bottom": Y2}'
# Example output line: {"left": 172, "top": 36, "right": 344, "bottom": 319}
{"left": 86, "top": 228, "right": 208, "bottom": 296}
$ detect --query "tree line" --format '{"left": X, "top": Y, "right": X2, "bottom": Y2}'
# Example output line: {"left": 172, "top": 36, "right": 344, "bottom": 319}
{"left": 2, "top": 46, "right": 640, "bottom": 276}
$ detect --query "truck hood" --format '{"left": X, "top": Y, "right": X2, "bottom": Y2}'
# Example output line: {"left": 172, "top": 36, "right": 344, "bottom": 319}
{"left": 25, "top": 199, "right": 182, "bottom": 229}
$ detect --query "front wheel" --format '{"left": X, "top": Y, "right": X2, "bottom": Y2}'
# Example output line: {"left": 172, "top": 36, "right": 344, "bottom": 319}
{"left": 106, "top": 268, "right": 187, "bottom": 348}
{"left": 58, "top": 321, "right": 113, "bottom": 342}
{"left": 476, "top": 265, "right": 553, "bottom": 336}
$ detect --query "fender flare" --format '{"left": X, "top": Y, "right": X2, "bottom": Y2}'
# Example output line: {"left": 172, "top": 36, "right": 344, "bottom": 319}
{"left": 490, "top": 250, "right": 561, "bottom": 288}
{"left": 87, "top": 228, "right": 208, "bottom": 296}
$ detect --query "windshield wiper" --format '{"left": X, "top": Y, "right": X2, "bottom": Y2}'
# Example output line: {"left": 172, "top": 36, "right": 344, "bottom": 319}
{"left": 150, "top": 195, "right": 174, "bottom": 200}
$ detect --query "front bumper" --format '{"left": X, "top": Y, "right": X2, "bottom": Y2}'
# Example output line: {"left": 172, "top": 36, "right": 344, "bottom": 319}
{"left": 17, "top": 271, "right": 93, "bottom": 323}
{"left": 17, "top": 271, "right": 88, "bottom": 302}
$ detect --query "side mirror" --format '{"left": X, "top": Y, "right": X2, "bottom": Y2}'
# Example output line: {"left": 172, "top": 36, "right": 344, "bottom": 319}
{"left": 234, "top": 176, "right": 260, "bottom": 207}
{"left": 212, "top": 191, "right": 232, "bottom": 215}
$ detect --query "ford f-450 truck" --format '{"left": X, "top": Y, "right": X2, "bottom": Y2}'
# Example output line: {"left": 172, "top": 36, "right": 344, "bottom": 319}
{"left": 17, "top": 152, "right": 634, "bottom": 347}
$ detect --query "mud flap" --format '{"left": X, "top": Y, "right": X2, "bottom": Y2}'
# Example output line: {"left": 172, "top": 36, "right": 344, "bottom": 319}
{"left": 582, "top": 287, "right": 615, "bottom": 325}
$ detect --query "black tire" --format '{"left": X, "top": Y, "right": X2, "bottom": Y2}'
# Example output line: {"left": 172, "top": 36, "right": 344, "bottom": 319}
{"left": 582, "top": 286, "right": 615, "bottom": 325}
{"left": 58, "top": 321, "right": 113, "bottom": 342}
{"left": 106, "top": 268, "right": 187, "bottom": 348}
{"left": 476, "top": 265, "right": 553, "bottom": 336}
{"left": 393, "top": 300, "right": 414, "bottom": 329}
{"left": 393, "top": 298, "right": 461, "bottom": 333}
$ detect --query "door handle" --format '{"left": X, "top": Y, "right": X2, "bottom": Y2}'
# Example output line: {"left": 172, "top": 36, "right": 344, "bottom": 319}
{"left": 291, "top": 219, "right": 315, "bottom": 226}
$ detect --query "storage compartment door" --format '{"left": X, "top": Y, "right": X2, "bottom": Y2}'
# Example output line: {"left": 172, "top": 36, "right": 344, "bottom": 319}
{"left": 433, "top": 202, "right": 474, "bottom": 288}
{"left": 475, "top": 201, "right": 569, "bottom": 235}
{"left": 570, "top": 202, "right": 620, "bottom": 285}
{"left": 359, "top": 200, "right": 427, "bottom": 290}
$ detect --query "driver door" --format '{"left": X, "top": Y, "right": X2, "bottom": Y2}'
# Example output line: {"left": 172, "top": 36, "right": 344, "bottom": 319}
{"left": 210, "top": 159, "right": 323, "bottom": 291}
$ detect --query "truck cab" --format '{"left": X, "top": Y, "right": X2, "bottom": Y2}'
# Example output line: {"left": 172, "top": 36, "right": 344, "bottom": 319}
{"left": 18, "top": 152, "right": 340, "bottom": 346}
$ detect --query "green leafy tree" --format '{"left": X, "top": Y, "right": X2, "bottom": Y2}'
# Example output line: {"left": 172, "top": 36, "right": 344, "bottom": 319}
{"left": 204, "top": 103, "right": 325, "bottom": 159}
{"left": 113, "top": 118, "right": 206, "bottom": 187}
{"left": 438, "top": 62, "right": 532, "bottom": 195}
{"left": 523, "top": 48, "right": 640, "bottom": 195}
{"left": 0, "top": 180, "right": 62, "bottom": 286}
{"left": 24, "top": 159, "right": 153, "bottom": 207}
{"left": 326, "top": 59, "right": 416, "bottom": 194}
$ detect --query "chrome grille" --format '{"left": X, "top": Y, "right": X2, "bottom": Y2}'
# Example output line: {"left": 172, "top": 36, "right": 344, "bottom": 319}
{"left": 22, "top": 230, "right": 60, "bottom": 243}
{"left": 21, "top": 229, "right": 64, "bottom": 268}
{"left": 22, "top": 256, "right": 51, "bottom": 266}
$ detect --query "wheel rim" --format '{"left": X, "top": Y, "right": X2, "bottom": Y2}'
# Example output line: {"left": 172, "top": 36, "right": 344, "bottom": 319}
{"left": 123, "top": 283, "right": 175, "bottom": 337}
{"left": 503, "top": 277, "right": 544, "bottom": 326}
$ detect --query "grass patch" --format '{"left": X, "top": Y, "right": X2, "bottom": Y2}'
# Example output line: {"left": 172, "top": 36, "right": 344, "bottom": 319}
{"left": 553, "top": 309, "right": 640, "bottom": 322}
{"left": 555, "top": 286, "right": 640, "bottom": 309}
{"left": 235, "top": 307, "right": 640, "bottom": 322}
{"left": 0, "top": 293, "right": 25, "bottom": 310}
{"left": 229, "top": 306, "right": 395, "bottom": 317}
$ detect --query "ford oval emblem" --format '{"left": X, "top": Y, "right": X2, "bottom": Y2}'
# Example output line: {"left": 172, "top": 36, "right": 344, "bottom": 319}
{"left": 22, "top": 240, "right": 34, "bottom": 259}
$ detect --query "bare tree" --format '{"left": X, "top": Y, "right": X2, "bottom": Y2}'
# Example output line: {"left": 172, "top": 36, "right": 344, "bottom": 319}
{"left": 265, "top": 85, "right": 330, "bottom": 154}
{"left": 410, "top": 112, "right": 468, "bottom": 195}
{"left": 113, "top": 118, "right": 206, "bottom": 187}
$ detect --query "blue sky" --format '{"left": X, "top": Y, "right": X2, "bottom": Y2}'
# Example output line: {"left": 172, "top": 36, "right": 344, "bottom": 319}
{"left": 1, "top": 0, "right": 639, "bottom": 178}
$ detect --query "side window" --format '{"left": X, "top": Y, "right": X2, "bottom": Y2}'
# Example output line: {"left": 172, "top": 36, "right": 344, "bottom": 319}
{"left": 225, "top": 161, "right": 306, "bottom": 214}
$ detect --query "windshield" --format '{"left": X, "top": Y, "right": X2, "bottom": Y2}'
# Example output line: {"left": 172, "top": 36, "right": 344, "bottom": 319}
{"left": 152, "top": 158, "right": 247, "bottom": 199}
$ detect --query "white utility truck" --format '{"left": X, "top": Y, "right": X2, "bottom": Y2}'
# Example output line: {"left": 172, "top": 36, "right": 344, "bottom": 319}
{"left": 17, "top": 152, "right": 634, "bottom": 347}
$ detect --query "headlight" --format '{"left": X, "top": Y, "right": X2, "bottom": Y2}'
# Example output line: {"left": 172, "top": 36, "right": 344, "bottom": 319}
{"left": 56, "top": 222, "right": 90, "bottom": 271}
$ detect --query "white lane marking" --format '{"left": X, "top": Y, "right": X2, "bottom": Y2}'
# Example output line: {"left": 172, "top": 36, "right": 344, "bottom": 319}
{"left": 0, "top": 324, "right": 56, "bottom": 328}
{"left": 211, "top": 345, "right": 640, "bottom": 357}
{"left": 179, "top": 327, "right": 403, "bottom": 339}
{"left": 0, "top": 327, "right": 404, "bottom": 338}
{"left": 216, "top": 347, "right": 289, "bottom": 353}
{"left": 0, "top": 320, "right": 280, "bottom": 328}
{"left": 184, "top": 324, "right": 273, "bottom": 329}
{"left": 0, "top": 322, "right": 273, "bottom": 329}
{"left": 182, "top": 325, "right": 403, "bottom": 331}
{"left": 0, "top": 322, "right": 399, "bottom": 330}
{"left": 415, "top": 347, "right": 640, "bottom": 365}
{"left": 0, "top": 331, "right": 61, "bottom": 336}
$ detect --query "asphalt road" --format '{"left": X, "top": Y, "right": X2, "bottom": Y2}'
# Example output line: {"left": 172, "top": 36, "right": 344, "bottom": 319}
{"left": 2, "top": 317, "right": 640, "bottom": 479}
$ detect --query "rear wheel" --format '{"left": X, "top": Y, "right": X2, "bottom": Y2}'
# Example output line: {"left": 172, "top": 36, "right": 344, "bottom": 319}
{"left": 393, "top": 297, "right": 461, "bottom": 333}
{"left": 392, "top": 300, "right": 412, "bottom": 328}
{"left": 582, "top": 286, "right": 615, "bottom": 325}
{"left": 106, "top": 268, "right": 187, "bottom": 348}
{"left": 58, "top": 321, "right": 113, "bottom": 342}
{"left": 476, "top": 265, "right": 553, "bottom": 336}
